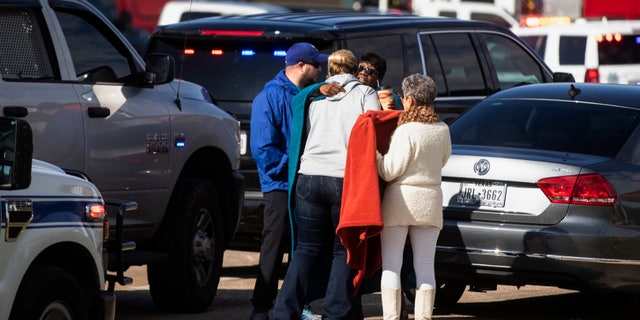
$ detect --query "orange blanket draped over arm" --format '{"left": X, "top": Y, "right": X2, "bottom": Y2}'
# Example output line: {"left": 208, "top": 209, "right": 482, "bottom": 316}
{"left": 337, "top": 109, "right": 402, "bottom": 295}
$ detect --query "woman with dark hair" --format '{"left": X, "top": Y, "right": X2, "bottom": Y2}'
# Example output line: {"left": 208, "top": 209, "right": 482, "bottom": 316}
{"left": 357, "top": 52, "right": 402, "bottom": 110}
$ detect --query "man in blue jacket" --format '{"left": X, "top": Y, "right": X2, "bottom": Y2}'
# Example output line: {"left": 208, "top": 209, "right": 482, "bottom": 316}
{"left": 249, "top": 42, "right": 342, "bottom": 320}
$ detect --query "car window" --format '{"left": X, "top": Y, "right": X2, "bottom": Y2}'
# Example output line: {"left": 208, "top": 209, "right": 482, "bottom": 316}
{"left": 439, "top": 10, "right": 457, "bottom": 18}
{"left": 450, "top": 99, "right": 640, "bottom": 157}
{"left": 55, "top": 10, "right": 133, "bottom": 83}
{"left": 520, "top": 35, "right": 547, "bottom": 58}
{"left": 87, "top": 0, "right": 118, "bottom": 22}
{"left": 598, "top": 34, "right": 640, "bottom": 65}
{"left": 481, "top": 33, "right": 544, "bottom": 89}
{"left": 179, "top": 11, "right": 222, "bottom": 22}
{"left": 559, "top": 36, "right": 586, "bottom": 65}
{"left": 0, "top": 8, "right": 58, "bottom": 81}
{"left": 147, "top": 37, "right": 332, "bottom": 103}
{"left": 421, "top": 33, "right": 487, "bottom": 96}
{"left": 345, "top": 35, "right": 404, "bottom": 90}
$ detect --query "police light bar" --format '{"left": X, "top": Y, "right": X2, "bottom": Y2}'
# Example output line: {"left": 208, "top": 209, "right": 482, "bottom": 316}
{"left": 521, "top": 16, "right": 571, "bottom": 27}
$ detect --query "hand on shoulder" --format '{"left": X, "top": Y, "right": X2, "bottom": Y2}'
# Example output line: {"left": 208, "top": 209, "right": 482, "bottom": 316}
{"left": 319, "top": 82, "right": 345, "bottom": 97}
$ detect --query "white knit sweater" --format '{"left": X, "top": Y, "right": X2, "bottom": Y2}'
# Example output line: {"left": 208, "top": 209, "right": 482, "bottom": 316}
{"left": 376, "top": 121, "right": 451, "bottom": 228}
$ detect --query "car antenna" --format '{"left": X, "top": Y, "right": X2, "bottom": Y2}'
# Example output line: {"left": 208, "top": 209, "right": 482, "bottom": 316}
{"left": 568, "top": 84, "right": 581, "bottom": 100}
{"left": 174, "top": 0, "right": 196, "bottom": 111}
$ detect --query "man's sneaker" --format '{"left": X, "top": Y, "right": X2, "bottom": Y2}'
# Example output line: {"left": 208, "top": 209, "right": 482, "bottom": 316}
{"left": 249, "top": 311, "right": 269, "bottom": 320}
{"left": 302, "top": 306, "right": 321, "bottom": 320}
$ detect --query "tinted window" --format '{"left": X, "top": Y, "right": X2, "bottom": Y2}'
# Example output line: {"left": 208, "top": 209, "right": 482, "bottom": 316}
{"left": 520, "top": 35, "right": 547, "bottom": 57}
{"left": 55, "top": 10, "right": 133, "bottom": 82}
{"left": 147, "top": 37, "right": 332, "bottom": 102}
{"left": 439, "top": 11, "right": 457, "bottom": 18}
{"left": 346, "top": 35, "right": 404, "bottom": 90}
{"left": 422, "top": 35, "right": 447, "bottom": 96}
{"left": 179, "top": 12, "right": 221, "bottom": 22}
{"left": 482, "top": 33, "right": 544, "bottom": 89}
{"left": 598, "top": 34, "right": 640, "bottom": 65}
{"left": 0, "top": 8, "right": 58, "bottom": 80}
{"left": 421, "top": 33, "right": 487, "bottom": 96}
{"left": 450, "top": 99, "right": 640, "bottom": 157}
{"left": 559, "top": 36, "right": 586, "bottom": 65}
{"left": 87, "top": 0, "right": 118, "bottom": 22}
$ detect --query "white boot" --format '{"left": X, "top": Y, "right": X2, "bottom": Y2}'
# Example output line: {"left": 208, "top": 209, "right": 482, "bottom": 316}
{"left": 381, "top": 286, "right": 402, "bottom": 320}
{"left": 414, "top": 288, "right": 436, "bottom": 320}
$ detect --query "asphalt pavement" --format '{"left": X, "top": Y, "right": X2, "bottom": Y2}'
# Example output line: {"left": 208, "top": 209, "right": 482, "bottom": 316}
{"left": 114, "top": 250, "right": 638, "bottom": 319}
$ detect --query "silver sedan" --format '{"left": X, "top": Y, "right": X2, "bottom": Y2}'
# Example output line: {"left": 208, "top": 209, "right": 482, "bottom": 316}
{"left": 434, "top": 82, "right": 640, "bottom": 307}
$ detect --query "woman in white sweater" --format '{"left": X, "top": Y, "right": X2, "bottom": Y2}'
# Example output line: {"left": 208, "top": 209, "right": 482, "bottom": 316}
{"left": 376, "top": 74, "right": 451, "bottom": 320}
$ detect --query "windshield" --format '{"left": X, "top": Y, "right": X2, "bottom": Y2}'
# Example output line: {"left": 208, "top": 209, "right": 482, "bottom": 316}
{"left": 147, "top": 37, "right": 331, "bottom": 105}
{"left": 450, "top": 99, "right": 640, "bottom": 157}
{"left": 598, "top": 34, "right": 640, "bottom": 65}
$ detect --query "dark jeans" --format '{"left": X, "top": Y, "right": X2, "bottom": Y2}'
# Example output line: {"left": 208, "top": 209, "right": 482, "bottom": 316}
{"left": 273, "top": 174, "right": 355, "bottom": 320}
{"left": 252, "top": 190, "right": 289, "bottom": 312}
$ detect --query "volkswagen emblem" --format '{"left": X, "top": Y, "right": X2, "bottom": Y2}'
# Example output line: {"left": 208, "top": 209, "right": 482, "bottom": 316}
{"left": 473, "top": 159, "right": 490, "bottom": 176}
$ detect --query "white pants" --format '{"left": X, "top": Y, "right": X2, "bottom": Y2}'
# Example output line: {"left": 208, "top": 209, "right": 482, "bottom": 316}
{"left": 380, "top": 225, "right": 439, "bottom": 290}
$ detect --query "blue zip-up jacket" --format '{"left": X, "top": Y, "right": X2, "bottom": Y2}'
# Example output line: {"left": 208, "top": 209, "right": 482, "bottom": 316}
{"left": 250, "top": 70, "right": 299, "bottom": 193}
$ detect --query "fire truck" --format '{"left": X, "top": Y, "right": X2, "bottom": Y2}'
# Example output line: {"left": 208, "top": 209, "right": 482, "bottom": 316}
{"left": 583, "top": 0, "right": 640, "bottom": 20}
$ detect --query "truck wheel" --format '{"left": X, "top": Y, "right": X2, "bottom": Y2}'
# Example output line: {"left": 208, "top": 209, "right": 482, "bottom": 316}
{"left": 148, "top": 178, "right": 224, "bottom": 313}
{"left": 10, "top": 266, "right": 88, "bottom": 320}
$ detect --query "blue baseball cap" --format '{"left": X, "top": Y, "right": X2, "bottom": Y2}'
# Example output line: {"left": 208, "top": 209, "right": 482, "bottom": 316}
{"left": 285, "top": 42, "right": 328, "bottom": 66}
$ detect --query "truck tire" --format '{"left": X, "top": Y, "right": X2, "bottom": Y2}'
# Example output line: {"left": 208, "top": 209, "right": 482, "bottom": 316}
{"left": 148, "top": 178, "right": 224, "bottom": 313}
{"left": 10, "top": 266, "right": 88, "bottom": 320}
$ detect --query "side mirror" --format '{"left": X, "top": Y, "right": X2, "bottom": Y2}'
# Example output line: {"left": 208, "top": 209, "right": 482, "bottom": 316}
{"left": 144, "top": 53, "right": 175, "bottom": 86}
{"left": 0, "top": 118, "right": 32, "bottom": 190}
{"left": 553, "top": 72, "right": 575, "bottom": 83}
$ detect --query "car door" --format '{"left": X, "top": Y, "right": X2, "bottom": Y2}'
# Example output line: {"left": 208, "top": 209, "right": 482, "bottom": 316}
{"left": 419, "top": 31, "right": 492, "bottom": 123}
{"left": 0, "top": 6, "right": 85, "bottom": 171}
{"left": 477, "top": 32, "right": 550, "bottom": 89}
{"left": 50, "top": 3, "right": 172, "bottom": 214}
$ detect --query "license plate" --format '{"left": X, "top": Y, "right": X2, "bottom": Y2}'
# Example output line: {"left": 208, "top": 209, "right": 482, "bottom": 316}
{"left": 457, "top": 181, "right": 507, "bottom": 207}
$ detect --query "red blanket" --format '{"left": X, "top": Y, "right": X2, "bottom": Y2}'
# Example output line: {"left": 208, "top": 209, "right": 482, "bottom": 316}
{"left": 337, "top": 109, "right": 402, "bottom": 295}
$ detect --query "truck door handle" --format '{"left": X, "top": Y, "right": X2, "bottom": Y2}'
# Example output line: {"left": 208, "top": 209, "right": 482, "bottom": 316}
{"left": 3, "top": 106, "right": 28, "bottom": 118}
{"left": 88, "top": 106, "right": 111, "bottom": 118}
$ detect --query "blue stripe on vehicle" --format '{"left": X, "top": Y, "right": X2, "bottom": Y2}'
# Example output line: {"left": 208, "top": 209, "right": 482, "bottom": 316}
{"left": 1, "top": 195, "right": 104, "bottom": 225}
{"left": 26, "top": 222, "right": 103, "bottom": 229}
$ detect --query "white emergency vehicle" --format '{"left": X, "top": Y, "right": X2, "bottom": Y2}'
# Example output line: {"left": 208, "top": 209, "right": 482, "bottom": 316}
{"left": 411, "top": 1, "right": 520, "bottom": 29}
{"left": 0, "top": 118, "right": 134, "bottom": 320}
{"left": 516, "top": 19, "right": 640, "bottom": 84}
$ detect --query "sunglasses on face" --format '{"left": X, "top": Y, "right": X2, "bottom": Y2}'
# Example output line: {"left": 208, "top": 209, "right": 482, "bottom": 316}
{"left": 301, "top": 60, "right": 320, "bottom": 68}
{"left": 357, "top": 65, "right": 378, "bottom": 76}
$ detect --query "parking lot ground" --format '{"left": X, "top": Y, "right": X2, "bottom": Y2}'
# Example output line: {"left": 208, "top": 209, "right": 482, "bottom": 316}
{"left": 115, "top": 250, "right": 630, "bottom": 319}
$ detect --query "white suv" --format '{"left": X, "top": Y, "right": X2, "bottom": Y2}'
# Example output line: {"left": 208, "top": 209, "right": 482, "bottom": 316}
{"left": 157, "top": 1, "right": 290, "bottom": 26}
{"left": 516, "top": 19, "right": 640, "bottom": 84}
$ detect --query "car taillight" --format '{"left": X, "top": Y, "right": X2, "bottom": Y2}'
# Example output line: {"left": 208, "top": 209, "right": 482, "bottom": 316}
{"left": 86, "top": 204, "right": 106, "bottom": 220}
{"left": 585, "top": 69, "right": 599, "bottom": 83}
{"left": 537, "top": 173, "right": 616, "bottom": 206}
{"left": 200, "top": 30, "right": 264, "bottom": 37}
